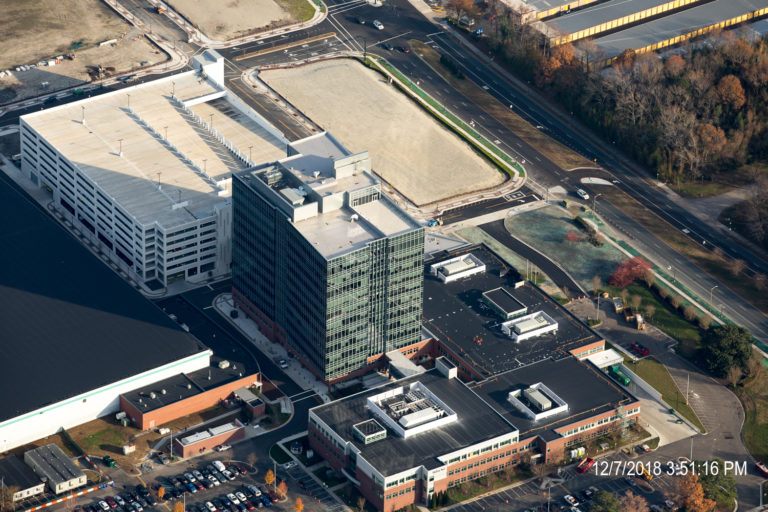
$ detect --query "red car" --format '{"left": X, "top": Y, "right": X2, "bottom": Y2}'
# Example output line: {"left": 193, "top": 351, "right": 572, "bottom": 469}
{"left": 631, "top": 342, "right": 650, "bottom": 356}
{"left": 576, "top": 457, "right": 595, "bottom": 474}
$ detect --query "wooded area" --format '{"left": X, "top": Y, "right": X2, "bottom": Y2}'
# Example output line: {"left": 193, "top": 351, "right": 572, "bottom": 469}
{"left": 460, "top": 1, "right": 768, "bottom": 248}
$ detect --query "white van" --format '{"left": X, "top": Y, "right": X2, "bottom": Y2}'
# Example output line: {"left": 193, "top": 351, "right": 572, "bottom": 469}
{"left": 213, "top": 460, "right": 226, "bottom": 472}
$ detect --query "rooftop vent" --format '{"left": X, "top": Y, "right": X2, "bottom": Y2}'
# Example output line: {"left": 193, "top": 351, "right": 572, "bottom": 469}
{"left": 161, "top": 389, "right": 167, "bottom": 395}
{"left": 218, "top": 360, "right": 230, "bottom": 369}
{"left": 350, "top": 214, "right": 359, "bottom": 223}
{"left": 313, "top": 171, "right": 320, "bottom": 178}
{"left": 149, "top": 392, "right": 157, "bottom": 399}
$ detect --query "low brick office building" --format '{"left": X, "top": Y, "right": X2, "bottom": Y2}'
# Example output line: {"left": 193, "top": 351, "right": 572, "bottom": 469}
{"left": 309, "top": 356, "right": 639, "bottom": 512}
{"left": 173, "top": 421, "right": 245, "bottom": 457}
{"left": 120, "top": 359, "right": 260, "bottom": 430}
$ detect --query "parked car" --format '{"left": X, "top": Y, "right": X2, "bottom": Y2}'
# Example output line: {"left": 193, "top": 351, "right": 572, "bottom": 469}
{"left": 631, "top": 342, "right": 650, "bottom": 356}
{"left": 193, "top": 470, "right": 204, "bottom": 481}
{"left": 235, "top": 492, "right": 248, "bottom": 503}
{"left": 215, "top": 445, "right": 231, "bottom": 452}
{"left": 228, "top": 466, "right": 241, "bottom": 478}
{"left": 356, "top": 16, "right": 365, "bottom": 24}
{"left": 563, "top": 495, "right": 578, "bottom": 507}
{"left": 99, "top": 501, "right": 111, "bottom": 511}
{"left": 246, "top": 485, "right": 262, "bottom": 498}
{"left": 115, "top": 496, "right": 126, "bottom": 507}
{"left": 131, "top": 502, "right": 142, "bottom": 512}
{"left": 158, "top": 452, "right": 170, "bottom": 465}
{"left": 228, "top": 493, "right": 240, "bottom": 505}
{"left": 205, "top": 503, "right": 217, "bottom": 512}
{"left": 221, "top": 469, "right": 235, "bottom": 481}
{"left": 381, "top": 42, "right": 393, "bottom": 51}
{"left": 106, "top": 497, "right": 118, "bottom": 509}
{"left": 373, "top": 19, "right": 384, "bottom": 29}
{"left": 185, "top": 472, "right": 197, "bottom": 483}
{"left": 398, "top": 46, "right": 410, "bottom": 53}
{"left": 278, "top": 359, "right": 288, "bottom": 369}
{"left": 186, "top": 482, "right": 198, "bottom": 493}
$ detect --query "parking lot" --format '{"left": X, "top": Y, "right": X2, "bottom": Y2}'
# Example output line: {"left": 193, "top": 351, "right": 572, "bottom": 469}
{"left": 448, "top": 452, "right": 682, "bottom": 512}
{"left": 283, "top": 465, "right": 345, "bottom": 512}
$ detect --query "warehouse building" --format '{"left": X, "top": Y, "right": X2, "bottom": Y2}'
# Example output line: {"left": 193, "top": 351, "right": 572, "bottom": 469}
{"left": 19, "top": 50, "right": 287, "bottom": 289}
{"left": 591, "top": 0, "right": 768, "bottom": 61}
{"left": 0, "top": 172, "right": 211, "bottom": 452}
{"left": 309, "top": 356, "right": 640, "bottom": 512}
{"left": 0, "top": 455, "right": 45, "bottom": 502}
{"left": 232, "top": 132, "right": 424, "bottom": 386}
{"left": 119, "top": 358, "right": 260, "bottom": 430}
{"left": 24, "top": 445, "right": 86, "bottom": 495}
{"left": 542, "top": 0, "right": 707, "bottom": 45}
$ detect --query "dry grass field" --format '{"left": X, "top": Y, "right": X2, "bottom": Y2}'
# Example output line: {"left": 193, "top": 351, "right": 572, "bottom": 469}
{"left": 166, "top": 0, "right": 311, "bottom": 41}
{"left": 0, "top": 0, "right": 130, "bottom": 71}
{"left": 261, "top": 59, "right": 505, "bottom": 206}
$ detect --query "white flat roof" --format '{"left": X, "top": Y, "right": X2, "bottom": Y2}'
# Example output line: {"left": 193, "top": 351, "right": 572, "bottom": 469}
{"left": 294, "top": 206, "right": 382, "bottom": 258}
{"left": 585, "top": 348, "right": 624, "bottom": 368}
{"left": 352, "top": 198, "right": 414, "bottom": 236}
{"left": 593, "top": 0, "right": 768, "bottom": 58}
{"left": 23, "top": 72, "right": 282, "bottom": 229}
{"left": 545, "top": 0, "right": 691, "bottom": 35}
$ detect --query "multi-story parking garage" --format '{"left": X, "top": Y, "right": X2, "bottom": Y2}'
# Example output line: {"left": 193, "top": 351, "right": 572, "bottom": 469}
{"left": 19, "top": 50, "right": 287, "bottom": 289}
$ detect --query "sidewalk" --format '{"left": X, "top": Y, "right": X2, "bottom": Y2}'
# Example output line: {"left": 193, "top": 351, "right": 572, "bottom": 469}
{"left": 213, "top": 293, "right": 332, "bottom": 403}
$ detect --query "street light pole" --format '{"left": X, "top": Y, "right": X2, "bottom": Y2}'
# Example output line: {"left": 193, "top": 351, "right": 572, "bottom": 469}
{"left": 592, "top": 193, "right": 602, "bottom": 212}
{"left": 709, "top": 285, "right": 718, "bottom": 305}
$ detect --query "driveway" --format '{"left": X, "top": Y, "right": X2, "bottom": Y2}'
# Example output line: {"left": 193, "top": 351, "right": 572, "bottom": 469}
{"left": 566, "top": 299, "right": 764, "bottom": 509}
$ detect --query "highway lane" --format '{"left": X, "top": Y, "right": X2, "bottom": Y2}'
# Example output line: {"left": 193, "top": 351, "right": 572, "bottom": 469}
{"left": 428, "top": 30, "right": 768, "bottom": 279}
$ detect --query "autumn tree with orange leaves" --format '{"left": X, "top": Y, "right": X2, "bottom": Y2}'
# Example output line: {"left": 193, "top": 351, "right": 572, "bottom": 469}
{"left": 675, "top": 473, "right": 716, "bottom": 512}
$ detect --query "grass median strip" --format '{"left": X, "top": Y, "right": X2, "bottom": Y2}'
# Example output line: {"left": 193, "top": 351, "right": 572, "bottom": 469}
{"left": 369, "top": 56, "right": 523, "bottom": 178}
{"left": 599, "top": 186, "right": 768, "bottom": 314}
{"left": 410, "top": 41, "right": 592, "bottom": 171}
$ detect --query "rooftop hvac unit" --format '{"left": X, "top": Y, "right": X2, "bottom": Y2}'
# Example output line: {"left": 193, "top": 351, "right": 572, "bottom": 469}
{"left": 150, "top": 392, "right": 157, "bottom": 399}
{"left": 218, "top": 360, "right": 230, "bottom": 369}
{"left": 350, "top": 214, "right": 359, "bottom": 223}
{"left": 187, "top": 383, "right": 192, "bottom": 389}
{"left": 161, "top": 389, "right": 166, "bottom": 395}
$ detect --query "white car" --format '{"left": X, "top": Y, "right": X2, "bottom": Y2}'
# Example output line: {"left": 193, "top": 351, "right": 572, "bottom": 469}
{"left": 227, "top": 493, "right": 240, "bottom": 505}
{"left": 235, "top": 492, "right": 248, "bottom": 503}
{"left": 193, "top": 470, "right": 204, "bottom": 481}
{"left": 208, "top": 475, "right": 220, "bottom": 486}
{"left": 563, "top": 495, "right": 579, "bottom": 507}
{"left": 576, "top": 188, "right": 590, "bottom": 200}
{"left": 279, "top": 359, "right": 288, "bottom": 369}
{"left": 215, "top": 444, "right": 231, "bottom": 452}
{"left": 373, "top": 19, "right": 384, "bottom": 29}
{"left": 205, "top": 502, "right": 217, "bottom": 512}
{"left": 185, "top": 472, "right": 196, "bottom": 483}
{"left": 283, "top": 461, "right": 297, "bottom": 469}
{"left": 99, "top": 501, "right": 110, "bottom": 511}
{"left": 247, "top": 485, "right": 262, "bottom": 497}
{"left": 221, "top": 469, "right": 235, "bottom": 481}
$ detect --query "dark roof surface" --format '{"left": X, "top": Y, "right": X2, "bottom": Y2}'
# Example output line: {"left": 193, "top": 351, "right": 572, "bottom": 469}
{"left": 312, "top": 369, "right": 516, "bottom": 476}
{"left": 422, "top": 246, "right": 601, "bottom": 377}
{"left": 0, "top": 455, "right": 41, "bottom": 490}
{"left": 120, "top": 358, "right": 257, "bottom": 413}
{"left": 471, "top": 357, "right": 638, "bottom": 438}
{"left": 0, "top": 174, "right": 208, "bottom": 423}
{"left": 483, "top": 287, "right": 527, "bottom": 315}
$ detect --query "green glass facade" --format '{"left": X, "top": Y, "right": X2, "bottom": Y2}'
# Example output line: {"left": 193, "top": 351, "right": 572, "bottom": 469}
{"left": 232, "top": 173, "right": 424, "bottom": 382}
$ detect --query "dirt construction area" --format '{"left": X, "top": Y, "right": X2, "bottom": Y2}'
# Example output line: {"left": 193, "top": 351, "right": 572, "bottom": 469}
{"left": 167, "top": 0, "right": 292, "bottom": 41}
{"left": 261, "top": 59, "right": 506, "bottom": 206}
{"left": 0, "top": 0, "right": 166, "bottom": 105}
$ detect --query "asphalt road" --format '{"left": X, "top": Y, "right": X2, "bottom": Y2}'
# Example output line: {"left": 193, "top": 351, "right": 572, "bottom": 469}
{"left": 481, "top": 220, "right": 586, "bottom": 298}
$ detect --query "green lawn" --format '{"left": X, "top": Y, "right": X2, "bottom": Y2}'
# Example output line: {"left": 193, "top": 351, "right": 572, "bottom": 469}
{"left": 626, "top": 357, "right": 706, "bottom": 432}
{"left": 80, "top": 427, "right": 129, "bottom": 453}
{"left": 276, "top": 0, "right": 316, "bottom": 22}
{"left": 269, "top": 443, "right": 292, "bottom": 464}
{"left": 608, "top": 283, "right": 702, "bottom": 358}
{"left": 737, "top": 372, "right": 768, "bottom": 464}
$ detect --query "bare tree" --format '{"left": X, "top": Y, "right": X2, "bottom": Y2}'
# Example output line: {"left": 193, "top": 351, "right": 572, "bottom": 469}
{"left": 592, "top": 275, "right": 602, "bottom": 298}
{"left": 631, "top": 294, "right": 642, "bottom": 313}
{"left": 356, "top": 496, "right": 366, "bottom": 512}
{"left": 683, "top": 305, "right": 697, "bottom": 322}
{"left": 642, "top": 270, "right": 656, "bottom": 288}
{"left": 699, "top": 315, "right": 713, "bottom": 330}
{"left": 726, "top": 366, "right": 742, "bottom": 388}
{"left": 729, "top": 258, "right": 747, "bottom": 276}
{"left": 644, "top": 304, "right": 656, "bottom": 322}
{"left": 620, "top": 490, "right": 649, "bottom": 512}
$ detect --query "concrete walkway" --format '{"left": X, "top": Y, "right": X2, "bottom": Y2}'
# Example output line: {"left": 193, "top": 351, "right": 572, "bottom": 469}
{"left": 213, "top": 293, "right": 332, "bottom": 403}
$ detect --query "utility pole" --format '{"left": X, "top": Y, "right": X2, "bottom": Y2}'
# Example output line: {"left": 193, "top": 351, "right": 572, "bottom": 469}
{"left": 686, "top": 374, "right": 690, "bottom": 405}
